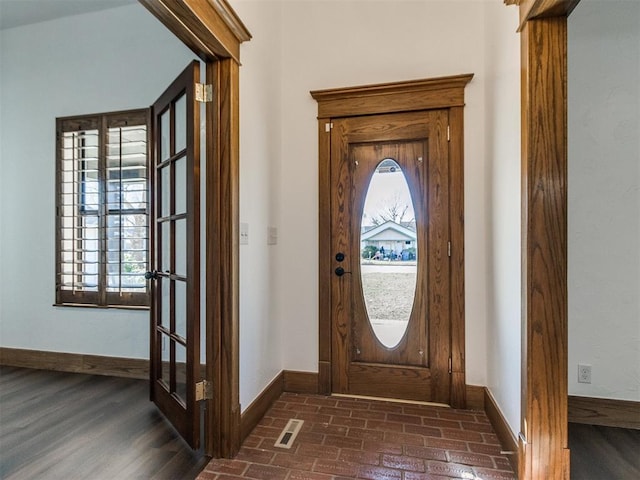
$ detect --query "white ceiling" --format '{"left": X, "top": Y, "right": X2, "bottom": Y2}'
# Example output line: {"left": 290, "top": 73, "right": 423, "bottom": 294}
{"left": 0, "top": 0, "right": 137, "bottom": 30}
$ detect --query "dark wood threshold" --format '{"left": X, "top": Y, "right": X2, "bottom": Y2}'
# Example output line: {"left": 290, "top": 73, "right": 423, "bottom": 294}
{"left": 0, "top": 347, "right": 149, "bottom": 379}
{"left": 569, "top": 395, "right": 640, "bottom": 430}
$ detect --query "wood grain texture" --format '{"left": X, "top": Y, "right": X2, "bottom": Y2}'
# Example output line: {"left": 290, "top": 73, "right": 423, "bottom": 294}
{"left": 466, "top": 384, "right": 486, "bottom": 411}
{"left": 426, "top": 111, "right": 451, "bottom": 405}
{"left": 138, "top": 0, "right": 250, "bottom": 62}
{"left": 204, "top": 60, "right": 220, "bottom": 458}
{"left": 314, "top": 77, "right": 471, "bottom": 408}
{"left": 347, "top": 364, "right": 432, "bottom": 402}
{"left": 329, "top": 113, "right": 449, "bottom": 404}
{"left": 519, "top": 16, "right": 569, "bottom": 480}
{"left": 485, "top": 388, "right": 519, "bottom": 473}
{"left": 0, "top": 366, "right": 208, "bottom": 480}
{"left": 569, "top": 396, "right": 640, "bottom": 429}
{"left": 448, "top": 107, "right": 466, "bottom": 409}
{"left": 214, "top": 57, "right": 242, "bottom": 458}
{"left": 311, "top": 75, "right": 473, "bottom": 119}
{"left": 0, "top": 347, "right": 149, "bottom": 379}
{"left": 240, "top": 372, "right": 284, "bottom": 442}
{"left": 318, "top": 119, "right": 332, "bottom": 396}
{"left": 283, "top": 370, "right": 319, "bottom": 394}
{"left": 138, "top": 0, "right": 249, "bottom": 459}
{"left": 515, "top": 0, "right": 581, "bottom": 28}
{"left": 150, "top": 60, "right": 201, "bottom": 450}
{"left": 329, "top": 118, "right": 352, "bottom": 395}
{"left": 569, "top": 423, "right": 640, "bottom": 480}
{"left": 318, "top": 361, "right": 331, "bottom": 395}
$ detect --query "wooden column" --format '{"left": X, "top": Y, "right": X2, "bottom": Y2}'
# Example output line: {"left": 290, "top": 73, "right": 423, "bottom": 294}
{"left": 518, "top": 10, "right": 570, "bottom": 480}
{"left": 208, "top": 57, "right": 242, "bottom": 458}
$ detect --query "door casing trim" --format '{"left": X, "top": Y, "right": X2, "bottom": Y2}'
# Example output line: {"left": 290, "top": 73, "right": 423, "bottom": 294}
{"left": 311, "top": 75, "right": 473, "bottom": 408}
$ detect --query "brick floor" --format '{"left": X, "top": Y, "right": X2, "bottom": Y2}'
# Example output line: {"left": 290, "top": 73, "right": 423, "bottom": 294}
{"left": 198, "top": 393, "right": 516, "bottom": 480}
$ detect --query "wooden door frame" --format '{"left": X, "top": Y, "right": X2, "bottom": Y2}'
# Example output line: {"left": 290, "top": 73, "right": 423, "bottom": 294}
{"left": 505, "top": 0, "right": 580, "bottom": 478}
{"left": 311, "top": 74, "right": 473, "bottom": 409}
{"left": 139, "top": 0, "right": 250, "bottom": 458}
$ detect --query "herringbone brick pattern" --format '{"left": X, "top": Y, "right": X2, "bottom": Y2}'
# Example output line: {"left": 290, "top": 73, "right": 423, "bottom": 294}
{"left": 198, "top": 393, "right": 516, "bottom": 480}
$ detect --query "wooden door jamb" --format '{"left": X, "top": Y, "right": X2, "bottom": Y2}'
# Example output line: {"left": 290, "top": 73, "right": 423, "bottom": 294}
{"left": 505, "top": 0, "right": 580, "bottom": 478}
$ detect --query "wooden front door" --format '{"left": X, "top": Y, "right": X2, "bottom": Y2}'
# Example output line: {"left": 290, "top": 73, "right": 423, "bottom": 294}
{"left": 330, "top": 110, "right": 452, "bottom": 404}
{"left": 148, "top": 60, "right": 201, "bottom": 448}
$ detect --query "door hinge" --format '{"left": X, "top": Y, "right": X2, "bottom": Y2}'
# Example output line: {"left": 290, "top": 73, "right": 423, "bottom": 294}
{"left": 195, "top": 380, "right": 213, "bottom": 401}
{"left": 325, "top": 122, "right": 333, "bottom": 132}
{"left": 447, "top": 125, "right": 450, "bottom": 142}
{"left": 448, "top": 357, "right": 452, "bottom": 374}
{"left": 195, "top": 83, "right": 213, "bottom": 102}
{"left": 447, "top": 241, "right": 451, "bottom": 257}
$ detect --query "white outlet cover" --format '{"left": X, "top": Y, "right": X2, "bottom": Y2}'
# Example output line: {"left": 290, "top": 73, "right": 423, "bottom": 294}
{"left": 577, "top": 364, "right": 592, "bottom": 384}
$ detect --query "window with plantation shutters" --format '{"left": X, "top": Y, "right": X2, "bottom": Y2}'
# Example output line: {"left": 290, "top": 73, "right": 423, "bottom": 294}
{"left": 56, "top": 109, "right": 150, "bottom": 307}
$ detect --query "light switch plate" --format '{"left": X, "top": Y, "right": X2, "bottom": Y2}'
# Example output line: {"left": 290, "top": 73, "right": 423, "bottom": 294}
{"left": 240, "top": 222, "right": 249, "bottom": 245}
{"left": 267, "top": 226, "right": 277, "bottom": 245}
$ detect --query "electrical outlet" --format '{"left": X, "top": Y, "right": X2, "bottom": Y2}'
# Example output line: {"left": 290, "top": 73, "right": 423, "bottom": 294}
{"left": 578, "top": 364, "right": 591, "bottom": 384}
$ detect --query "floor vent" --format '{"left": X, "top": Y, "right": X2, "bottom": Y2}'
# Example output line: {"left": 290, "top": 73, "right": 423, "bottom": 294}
{"left": 274, "top": 419, "right": 304, "bottom": 449}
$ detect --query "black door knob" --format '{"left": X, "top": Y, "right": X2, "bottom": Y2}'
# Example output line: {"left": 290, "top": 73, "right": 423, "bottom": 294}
{"left": 145, "top": 270, "right": 159, "bottom": 280}
{"left": 335, "top": 252, "right": 345, "bottom": 262}
{"left": 335, "top": 267, "right": 350, "bottom": 277}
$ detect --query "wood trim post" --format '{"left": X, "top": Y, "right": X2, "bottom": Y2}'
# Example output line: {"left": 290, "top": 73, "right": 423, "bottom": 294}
{"left": 518, "top": 13, "right": 570, "bottom": 480}
{"left": 318, "top": 119, "right": 332, "bottom": 396}
{"left": 206, "top": 60, "right": 222, "bottom": 458}
{"left": 448, "top": 106, "right": 465, "bottom": 409}
{"left": 207, "top": 58, "right": 240, "bottom": 458}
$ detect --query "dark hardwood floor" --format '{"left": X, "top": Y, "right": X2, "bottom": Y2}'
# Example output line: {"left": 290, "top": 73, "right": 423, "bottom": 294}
{"left": 569, "top": 422, "right": 640, "bottom": 480}
{"left": 0, "top": 366, "right": 208, "bottom": 480}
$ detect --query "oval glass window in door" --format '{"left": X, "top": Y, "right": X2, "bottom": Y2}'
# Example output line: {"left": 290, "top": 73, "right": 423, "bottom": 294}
{"left": 360, "top": 159, "right": 418, "bottom": 348}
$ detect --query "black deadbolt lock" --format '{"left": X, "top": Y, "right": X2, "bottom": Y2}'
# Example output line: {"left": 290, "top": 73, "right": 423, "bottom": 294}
{"left": 335, "top": 252, "right": 345, "bottom": 262}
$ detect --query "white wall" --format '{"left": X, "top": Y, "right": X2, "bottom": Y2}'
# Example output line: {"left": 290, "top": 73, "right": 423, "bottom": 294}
{"left": 0, "top": 4, "right": 196, "bottom": 358}
{"left": 221, "top": 0, "right": 520, "bottom": 410}
{"left": 568, "top": 0, "right": 640, "bottom": 401}
{"left": 233, "top": 1, "right": 285, "bottom": 409}
{"left": 484, "top": 2, "right": 522, "bottom": 434}
{"left": 274, "top": 0, "right": 491, "bottom": 385}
